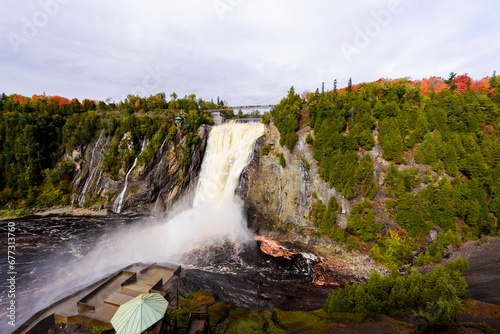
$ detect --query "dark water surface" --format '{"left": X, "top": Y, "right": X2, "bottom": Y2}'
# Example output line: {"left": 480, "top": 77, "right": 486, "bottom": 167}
{"left": 0, "top": 216, "right": 143, "bottom": 334}
{"left": 0, "top": 215, "right": 326, "bottom": 334}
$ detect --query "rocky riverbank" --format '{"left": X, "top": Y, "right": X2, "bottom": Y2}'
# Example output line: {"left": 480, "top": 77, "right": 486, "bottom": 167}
{"left": 0, "top": 206, "right": 106, "bottom": 221}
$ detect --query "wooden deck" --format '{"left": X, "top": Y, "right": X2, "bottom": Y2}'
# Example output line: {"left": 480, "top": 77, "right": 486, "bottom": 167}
{"left": 14, "top": 263, "right": 179, "bottom": 334}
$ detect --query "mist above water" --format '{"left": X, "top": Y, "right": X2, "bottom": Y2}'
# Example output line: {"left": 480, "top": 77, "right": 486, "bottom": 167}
{"left": 6, "top": 122, "right": 265, "bottom": 330}
{"left": 90, "top": 122, "right": 265, "bottom": 266}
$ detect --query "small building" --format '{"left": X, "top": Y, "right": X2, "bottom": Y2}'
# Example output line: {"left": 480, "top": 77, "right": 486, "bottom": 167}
{"left": 175, "top": 117, "right": 183, "bottom": 126}
{"left": 210, "top": 111, "right": 226, "bottom": 126}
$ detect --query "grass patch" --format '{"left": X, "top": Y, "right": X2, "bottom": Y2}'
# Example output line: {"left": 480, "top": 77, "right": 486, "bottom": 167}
{"left": 462, "top": 299, "right": 500, "bottom": 319}
{"left": 208, "top": 303, "right": 233, "bottom": 326}
{"left": 273, "top": 309, "right": 343, "bottom": 334}
{"left": 169, "top": 308, "right": 195, "bottom": 328}
{"left": 219, "top": 308, "right": 267, "bottom": 334}
{"left": 178, "top": 291, "right": 215, "bottom": 309}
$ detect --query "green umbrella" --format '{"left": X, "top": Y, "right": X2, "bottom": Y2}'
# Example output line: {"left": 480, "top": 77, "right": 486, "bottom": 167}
{"left": 111, "top": 293, "right": 168, "bottom": 334}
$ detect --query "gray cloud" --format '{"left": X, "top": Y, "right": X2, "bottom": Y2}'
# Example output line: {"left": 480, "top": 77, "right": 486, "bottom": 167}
{"left": 1, "top": 0, "right": 499, "bottom": 106}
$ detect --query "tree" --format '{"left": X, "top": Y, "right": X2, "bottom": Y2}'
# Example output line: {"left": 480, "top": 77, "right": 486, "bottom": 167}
{"left": 489, "top": 70, "right": 497, "bottom": 89}
{"left": 396, "top": 192, "right": 424, "bottom": 237}
{"left": 356, "top": 153, "right": 377, "bottom": 198}
{"left": 444, "top": 72, "right": 457, "bottom": 85}
{"left": 279, "top": 154, "right": 286, "bottom": 168}
{"left": 415, "top": 130, "right": 443, "bottom": 166}
{"left": 383, "top": 131, "right": 403, "bottom": 163}
{"left": 348, "top": 201, "right": 376, "bottom": 241}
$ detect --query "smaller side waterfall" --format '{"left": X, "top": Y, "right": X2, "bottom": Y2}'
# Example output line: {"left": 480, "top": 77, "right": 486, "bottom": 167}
{"left": 78, "top": 130, "right": 104, "bottom": 206}
{"left": 113, "top": 139, "right": 148, "bottom": 213}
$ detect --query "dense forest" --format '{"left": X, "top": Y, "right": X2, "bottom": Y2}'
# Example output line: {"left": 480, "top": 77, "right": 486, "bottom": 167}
{"left": 3, "top": 72, "right": 500, "bottom": 270}
{"left": 272, "top": 73, "right": 500, "bottom": 267}
{"left": 0, "top": 93, "right": 216, "bottom": 208}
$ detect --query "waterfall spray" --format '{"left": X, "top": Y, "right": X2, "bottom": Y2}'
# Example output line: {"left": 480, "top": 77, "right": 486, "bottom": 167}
{"left": 22, "top": 123, "right": 264, "bottom": 321}
{"left": 87, "top": 122, "right": 264, "bottom": 266}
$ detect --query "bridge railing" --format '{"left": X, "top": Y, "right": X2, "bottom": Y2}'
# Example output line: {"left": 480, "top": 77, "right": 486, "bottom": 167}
{"left": 206, "top": 105, "right": 275, "bottom": 112}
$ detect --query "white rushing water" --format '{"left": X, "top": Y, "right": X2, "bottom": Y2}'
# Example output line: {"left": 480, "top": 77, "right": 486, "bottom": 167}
{"left": 193, "top": 122, "right": 264, "bottom": 207}
{"left": 59, "top": 122, "right": 263, "bottom": 281}
{"left": 100, "top": 122, "right": 264, "bottom": 263}
{"left": 112, "top": 139, "right": 148, "bottom": 213}
{"left": 78, "top": 129, "right": 104, "bottom": 206}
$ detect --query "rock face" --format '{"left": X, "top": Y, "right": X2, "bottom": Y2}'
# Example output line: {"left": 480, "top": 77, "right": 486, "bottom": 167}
{"left": 124, "top": 125, "right": 210, "bottom": 215}
{"left": 70, "top": 125, "right": 210, "bottom": 215}
{"left": 237, "top": 123, "right": 390, "bottom": 282}
{"left": 238, "top": 123, "right": 349, "bottom": 249}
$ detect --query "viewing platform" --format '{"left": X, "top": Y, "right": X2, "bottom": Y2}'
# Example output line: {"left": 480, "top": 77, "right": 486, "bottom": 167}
{"left": 13, "top": 263, "right": 182, "bottom": 334}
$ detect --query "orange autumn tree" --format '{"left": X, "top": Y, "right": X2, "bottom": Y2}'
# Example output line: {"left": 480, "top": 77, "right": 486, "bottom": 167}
{"left": 453, "top": 73, "right": 471, "bottom": 94}
{"left": 11, "top": 94, "right": 27, "bottom": 105}
{"left": 470, "top": 76, "right": 491, "bottom": 93}
{"left": 418, "top": 77, "right": 447, "bottom": 95}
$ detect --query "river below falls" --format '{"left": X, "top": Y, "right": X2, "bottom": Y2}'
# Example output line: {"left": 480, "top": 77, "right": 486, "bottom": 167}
{"left": 0, "top": 215, "right": 330, "bottom": 334}
{"left": 0, "top": 216, "right": 144, "bottom": 333}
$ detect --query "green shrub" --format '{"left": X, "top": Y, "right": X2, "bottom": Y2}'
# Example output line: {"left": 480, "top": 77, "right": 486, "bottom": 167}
{"left": 325, "top": 258, "right": 470, "bottom": 330}
{"left": 279, "top": 154, "right": 286, "bottom": 168}
{"left": 414, "top": 230, "right": 463, "bottom": 268}
{"left": 304, "top": 159, "right": 310, "bottom": 170}
{"left": 262, "top": 146, "right": 269, "bottom": 156}
{"left": 330, "top": 226, "right": 347, "bottom": 243}
{"left": 306, "top": 133, "right": 313, "bottom": 144}
{"left": 478, "top": 321, "right": 495, "bottom": 334}
{"left": 346, "top": 236, "right": 357, "bottom": 251}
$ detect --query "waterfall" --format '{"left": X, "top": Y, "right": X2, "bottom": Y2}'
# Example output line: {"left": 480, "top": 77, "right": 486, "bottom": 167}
{"left": 79, "top": 122, "right": 264, "bottom": 268}
{"left": 25, "top": 123, "right": 265, "bottom": 318}
{"left": 194, "top": 122, "right": 264, "bottom": 207}
{"left": 112, "top": 139, "right": 148, "bottom": 213}
{"left": 78, "top": 129, "right": 104, "bottom": 206}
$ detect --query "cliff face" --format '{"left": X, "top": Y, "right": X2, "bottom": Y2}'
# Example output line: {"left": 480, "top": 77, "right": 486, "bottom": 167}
{"left": 124, "top": 125, "right": 210, "bottom": 215}
{"left": 238, "top": 124, "right": 349, "bottom": 251}
{"left": 68, "top": 125, "right": 210, "bottom": 215}
{"left": 238, "top": 123, "right": 389, "bottom": 280}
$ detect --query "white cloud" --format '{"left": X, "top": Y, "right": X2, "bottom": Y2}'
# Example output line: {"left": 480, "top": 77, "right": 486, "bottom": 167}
{"left": 1, "top": 0, "right": 499, "bottom": 105}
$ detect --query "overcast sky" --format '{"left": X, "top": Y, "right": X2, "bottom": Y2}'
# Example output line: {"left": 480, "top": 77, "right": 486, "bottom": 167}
{"left": 1, "top": 0, "right": 499, "bottom": 106}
